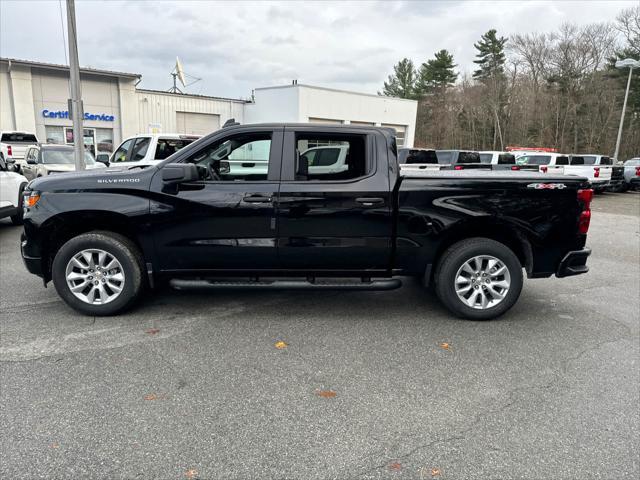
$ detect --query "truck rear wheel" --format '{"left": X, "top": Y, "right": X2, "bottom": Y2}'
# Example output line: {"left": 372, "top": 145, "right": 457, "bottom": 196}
{"left": 434, "top": 238, "right": 523, "bottom": 320}
{"left": 52, "top": 232, "right": 144, "bottom": 316}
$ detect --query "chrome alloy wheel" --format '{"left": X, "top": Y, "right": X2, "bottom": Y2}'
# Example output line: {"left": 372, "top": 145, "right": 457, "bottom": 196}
{"left": 65, "top": 249, "right": 125, "bottom": 305}
{"left": 454, "top": 255, "right": 511, "bottom": 310}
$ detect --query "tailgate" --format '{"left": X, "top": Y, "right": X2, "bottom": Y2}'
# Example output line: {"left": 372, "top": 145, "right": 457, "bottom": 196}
{"left": 400, "top": 164, "right": 442, "bottom": 172}
{"left": 5, "top": 143, "right": 37, "bottom": 160}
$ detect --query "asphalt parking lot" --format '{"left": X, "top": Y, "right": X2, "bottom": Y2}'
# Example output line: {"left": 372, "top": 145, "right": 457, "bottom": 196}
{"left": 1, "top": 192, "right": 638, "bottom": 479}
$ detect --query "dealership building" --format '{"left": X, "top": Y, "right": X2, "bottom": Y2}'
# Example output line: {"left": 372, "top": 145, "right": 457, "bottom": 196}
{"left": 0, "top": 57, "right": 417, "bottom": 154}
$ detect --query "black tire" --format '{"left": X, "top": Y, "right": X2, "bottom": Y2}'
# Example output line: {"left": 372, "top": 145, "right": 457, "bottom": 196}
{"left": 434, "top": 238, "right": 523, "bottom": 320}
{"left": 52, "top": 231, "right": 145, "bottom": 316}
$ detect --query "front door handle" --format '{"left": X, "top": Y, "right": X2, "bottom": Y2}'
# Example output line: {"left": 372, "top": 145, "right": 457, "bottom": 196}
{"left": 243, "top": 195, "right": 272, "bottom": 203}
{"left": 356, "top": 197, "right": 384, "bottom": 206}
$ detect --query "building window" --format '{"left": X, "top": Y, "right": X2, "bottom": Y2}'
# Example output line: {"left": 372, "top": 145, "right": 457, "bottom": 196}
{"left": 349, "top": 121, "right": 375, "bottom": 126}
{"left": 96, "top": 128, "right": 114, "bottom": 154}
{"left": 45, "top": 126, "right": 64, "bottom": 144}
{"left": 381, "top": 123, "right": 407, "bottom": 147}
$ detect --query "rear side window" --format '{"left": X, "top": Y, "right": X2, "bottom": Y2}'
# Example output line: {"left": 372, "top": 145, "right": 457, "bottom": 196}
{"left": 130, "top": 137, "right": 151, "bottom": 162}
{"left": 295, "top": 134, "right": 367, "bottom": 181}
{"left": 1, "top": 133, "right": 37, "bottom": 142}
{"left": 600, "top": 157, "right": 612, "bottom": 165}
{"left": 155, "top": 138, "right": 195, "bottom": 160}
{"left": 570, "top": 156, "right": 585, "bottom": 165}
{"left": 556, "top": 156, "right": 569, "bottom": 165}
{"left": 497, "top": 154, "right": 515, "bottom": 165}
{"left": 580, "top": 156, "right": 597, "bottom": 165}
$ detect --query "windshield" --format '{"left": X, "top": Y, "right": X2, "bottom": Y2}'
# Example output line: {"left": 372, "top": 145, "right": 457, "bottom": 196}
{"left": 516, "top": 155, "right": 551, "bottom": 166}
{"left": 42, "top": 149, "right": 95, "bottom": 164}
{"left": 1, "top": 133, "right": 37, "bottom": 143}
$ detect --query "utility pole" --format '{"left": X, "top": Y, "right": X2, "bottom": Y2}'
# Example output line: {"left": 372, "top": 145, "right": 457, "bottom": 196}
{"left": 613, "top": 58, "right": 640, "bottom": 162}
{"left": 66, "top": 0, "right": 85, "bottom": 170}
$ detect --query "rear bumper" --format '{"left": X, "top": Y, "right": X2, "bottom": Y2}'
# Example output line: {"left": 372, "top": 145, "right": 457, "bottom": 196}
{"left": 556, "top": 248, "right": 591, "bottom": 278}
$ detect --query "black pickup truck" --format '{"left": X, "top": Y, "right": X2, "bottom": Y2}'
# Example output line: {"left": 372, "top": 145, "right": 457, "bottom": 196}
{"left": 20, "top": 123, "right": 592, "bottom": 320}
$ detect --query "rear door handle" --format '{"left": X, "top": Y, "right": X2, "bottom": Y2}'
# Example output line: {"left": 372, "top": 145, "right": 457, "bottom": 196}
{"left": 243, "top": 195, "right": 272, "bottom": 203}
{"left": 356, "top": 197, "right": 384, "bottom": 206}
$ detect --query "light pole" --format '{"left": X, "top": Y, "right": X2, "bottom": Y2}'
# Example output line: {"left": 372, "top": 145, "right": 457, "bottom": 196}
{"left": 66, "top": 0, "right": 85, "bottom": 170}
{"left": 613, "top": 58, "right": 640, "bottom": 162}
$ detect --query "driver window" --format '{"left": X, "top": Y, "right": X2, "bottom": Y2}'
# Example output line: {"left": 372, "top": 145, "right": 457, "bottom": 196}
{"left": 185, "top": 133, "right": 272, "bottom": 182}
{"left": 111, "top": 139, "right": 134, "bottom": 163}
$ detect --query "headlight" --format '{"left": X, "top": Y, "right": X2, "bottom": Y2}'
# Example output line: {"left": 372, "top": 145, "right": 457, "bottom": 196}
{"left": 24, "top": 190, "right": 41, "bottom": 208}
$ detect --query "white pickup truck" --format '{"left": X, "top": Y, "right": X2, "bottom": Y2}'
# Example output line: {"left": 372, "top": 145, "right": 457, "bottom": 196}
{"left": 566, "top": 155, "right": 612, "bottom": 192}
{"left": 0, "top": 131, "right": 39, "bottom": 167}
{"left": 109, "top": 133, "right": 201, "bottom": 168}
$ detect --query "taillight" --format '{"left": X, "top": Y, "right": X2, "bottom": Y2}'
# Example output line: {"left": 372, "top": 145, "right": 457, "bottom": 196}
{"left": 7, "top": 145, "right": 12, "bottom": 156}
{"left": 511, "top": 166, "right": 520, "bottom": 171}
{"left": 454, "top": 165, "right": 464, "bottom": 170}
{"left": 577, "top": 189, "right": 593, "bottom": 235}
{"left": 540, "top": 166, "right": 548, "bottom": 173}
{"left": 593, "top": 167, "right": 600, "bottom": 178}
{"left": 635, "top": 166, "right": 640, "bottom": 177}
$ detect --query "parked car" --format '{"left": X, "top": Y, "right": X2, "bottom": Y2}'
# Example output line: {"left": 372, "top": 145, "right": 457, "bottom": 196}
{"left": 608, "top": 163, "right": 626, "bottom": 192}
{"left": 109, "top": 134, "right": 201, "bottom": 168}
{"left": 21, "top": 123, "right": 593, "bottom": 320}
{"left": 436, "top": 150, "right": 481, "bottom": 166}
{"left": 0, "top": 155, "right": 28, "bottom": 225}
{"left": 20, "top": 144, "right": 106, "bottom": 180}
{"left": 478, "top": 151, "right": 519, "bottom": 170}
{"left": 623, "top": 157, "right": 640, "bottom": 190}
{"left": 0, "top": 131, "right": 39, "bottom": 170}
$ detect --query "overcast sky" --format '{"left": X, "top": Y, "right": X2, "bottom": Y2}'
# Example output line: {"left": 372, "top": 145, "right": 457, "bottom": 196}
{"left": 0, "top": 0, "right": 635, "bottom": 99}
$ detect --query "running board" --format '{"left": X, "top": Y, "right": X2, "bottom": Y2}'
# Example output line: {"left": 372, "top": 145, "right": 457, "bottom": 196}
{"left": 169, "top": 278, "right": 402, "bottom": 291}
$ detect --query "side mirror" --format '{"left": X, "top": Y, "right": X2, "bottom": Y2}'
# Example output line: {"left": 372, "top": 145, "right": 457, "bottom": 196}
{"left": 162, "top": 163, "right": 199, "bottom": 183}
{"left": 96, "top": 155, "right": 110, "bottom": 167}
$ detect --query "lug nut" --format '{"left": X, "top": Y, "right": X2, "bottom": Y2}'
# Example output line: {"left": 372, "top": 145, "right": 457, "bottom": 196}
{"left": 94, "top": 280, "right": 99, "bottom": 285}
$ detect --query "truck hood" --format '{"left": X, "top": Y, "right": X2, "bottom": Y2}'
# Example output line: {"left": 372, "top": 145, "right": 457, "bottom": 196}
{"left": 42, "top": 163, "right": 106, "bottom": 173}
{"left": 28, "top": 165, "right": 156, "bottom": 192}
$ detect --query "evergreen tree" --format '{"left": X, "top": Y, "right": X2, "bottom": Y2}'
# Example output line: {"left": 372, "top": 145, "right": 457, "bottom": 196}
{"left": 473, "top": 29, "right": 508, "bottom": 81}
{"left": 416, "top": 49, "right": 458, "bottom": 95}
{"left": 380, "top": 58, "right": 418, "bottom": 99}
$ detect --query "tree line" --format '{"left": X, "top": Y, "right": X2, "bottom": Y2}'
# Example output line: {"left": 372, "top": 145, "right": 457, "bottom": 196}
{"left": 381, "top": 5, "right": 639, "bottom": 159}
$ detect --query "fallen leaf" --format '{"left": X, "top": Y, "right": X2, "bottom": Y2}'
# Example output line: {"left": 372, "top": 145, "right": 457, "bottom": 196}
{"left": 389, "top": 462, "right": 402, "bottom": 471}
{"left": 50, "top": 442, "right": 59, "bottom": 449}
{"left": 431, "top": 467, "right": 441, "bottom": 477}
{"left": 439, "top": 342, "right": 451, "bottom": 350}
{"left": 144, "top": 393, "right": 157, "bottom": 401}
{"left": 145, "top": 328, "right": 160, "bottom": 335}
{"left": 274, "top": 340, "right": 288, "bottom": 349}
{"left": 315, "top": 389, "right": 337, "bottom": 398}
{"left": 185, "top": 469, "right": 198, "bottom": 479}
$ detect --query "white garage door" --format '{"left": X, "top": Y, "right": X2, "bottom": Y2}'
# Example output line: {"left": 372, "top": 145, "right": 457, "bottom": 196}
{"left": 176, "top": 112, "right": 220, "bottom": 135}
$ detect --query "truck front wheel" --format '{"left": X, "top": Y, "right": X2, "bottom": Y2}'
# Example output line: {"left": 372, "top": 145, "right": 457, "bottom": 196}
{"left": 434, "top": 238, "right": 523, "bottom": 320}
{"left": 52, "top": 232, "right": 144, "bottom": 316}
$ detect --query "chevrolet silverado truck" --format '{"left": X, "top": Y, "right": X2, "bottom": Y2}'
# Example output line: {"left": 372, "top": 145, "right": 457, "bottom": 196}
{"left": 20, "top": 123, "right": 593, "bottom": 320}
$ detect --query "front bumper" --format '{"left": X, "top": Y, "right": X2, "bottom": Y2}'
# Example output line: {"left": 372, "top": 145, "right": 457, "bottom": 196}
{"left": 20, "top": 234, "right": 43, "bottom": 277}
{"left": 556, "top": 248, "right": 591, "bottom": 278}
